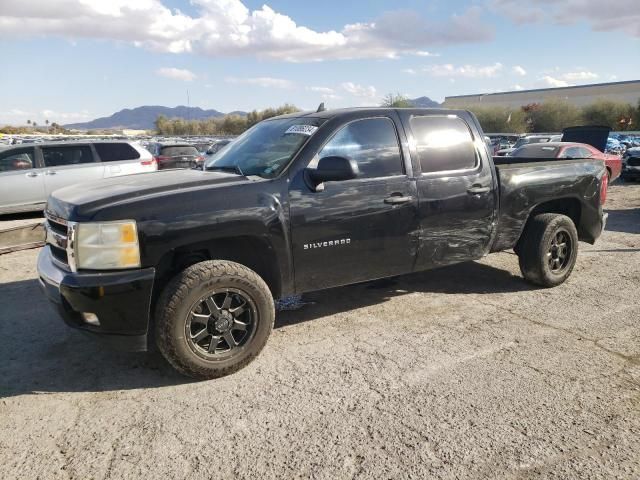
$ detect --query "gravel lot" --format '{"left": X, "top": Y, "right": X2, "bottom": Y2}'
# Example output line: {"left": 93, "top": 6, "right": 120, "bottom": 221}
{"left": 1, "top": 183, "right": 639, "bottom": 480}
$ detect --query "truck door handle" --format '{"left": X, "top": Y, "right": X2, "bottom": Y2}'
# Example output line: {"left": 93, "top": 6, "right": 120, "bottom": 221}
{"left": 467, "top": 185, "right": 490, "bottom": 195}
{"left": 45, "top": 170, "right": 57, "bottom": 175}
{"left": 384, "top": 195, "right": 413, "bottom": 205}
{"left": 26, "top": 171, "right": 39, "bottom": 177}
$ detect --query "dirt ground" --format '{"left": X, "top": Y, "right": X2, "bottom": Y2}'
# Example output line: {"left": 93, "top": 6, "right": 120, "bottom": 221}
{"left": 1, "top": 183, "right": 639, "bottom": 480}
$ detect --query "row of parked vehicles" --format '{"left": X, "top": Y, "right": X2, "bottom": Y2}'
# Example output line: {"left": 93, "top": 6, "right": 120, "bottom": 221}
{"left": 487, "top": 129, "right": 630, "bottom": 182}
{"left": 0, "top": 138, "right": 232, "bottom": 214}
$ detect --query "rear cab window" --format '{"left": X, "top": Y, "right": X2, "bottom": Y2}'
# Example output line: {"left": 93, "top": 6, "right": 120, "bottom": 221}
{"left": 94, "top": 143, "right": 140, "bottom": 162}
{"left": 410, "top": 116, "right": 478, "bottom": 174}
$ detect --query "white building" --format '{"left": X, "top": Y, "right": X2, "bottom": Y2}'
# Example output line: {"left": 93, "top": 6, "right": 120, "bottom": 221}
{"left": 444, "top": 80, "right": 640, "bottom": 109}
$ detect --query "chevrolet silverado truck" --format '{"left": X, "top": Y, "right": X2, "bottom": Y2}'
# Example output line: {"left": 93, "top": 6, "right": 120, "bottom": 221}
{"left": 38, "top": 108, "right": 608, "bottom": 379}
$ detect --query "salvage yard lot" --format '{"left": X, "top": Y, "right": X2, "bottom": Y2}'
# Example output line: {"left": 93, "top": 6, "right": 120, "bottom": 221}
{"left": 1, "top": 184, "right": 639, "bottom": 479}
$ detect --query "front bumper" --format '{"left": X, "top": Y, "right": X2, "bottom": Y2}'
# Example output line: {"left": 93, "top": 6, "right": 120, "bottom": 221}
{"left": 37, "top": 246, "right": 155, "bottom": 351}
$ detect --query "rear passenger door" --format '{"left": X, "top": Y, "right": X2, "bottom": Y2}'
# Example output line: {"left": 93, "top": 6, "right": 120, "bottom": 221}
{"left": 0, "top": 147, "right": 46, "bottom": 212}
{"left": 94, "top": 142, "right": 146, "bottom": 177}
{"left": 41, "top": 145, "right": 104, "bottom": 195}
{"left": 401, "top": 113, "right": 497, "bottom": 269}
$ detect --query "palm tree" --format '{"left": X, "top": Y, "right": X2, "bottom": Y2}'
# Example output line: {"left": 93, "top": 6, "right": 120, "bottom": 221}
{"left": 27, "top": 120, "right": 31, "bottom": 126}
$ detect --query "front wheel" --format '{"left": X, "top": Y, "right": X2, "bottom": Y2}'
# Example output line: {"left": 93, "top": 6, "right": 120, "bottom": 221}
{"left": 155, "top": 260, "right": 274, "bottom": 379}
{"left": 517, "top": 213, "right": 579, "bottom": 287}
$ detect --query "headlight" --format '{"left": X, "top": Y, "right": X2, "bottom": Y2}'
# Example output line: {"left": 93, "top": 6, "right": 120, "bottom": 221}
{"left": 75, "top": 221, "right": 141, "bottom": 270}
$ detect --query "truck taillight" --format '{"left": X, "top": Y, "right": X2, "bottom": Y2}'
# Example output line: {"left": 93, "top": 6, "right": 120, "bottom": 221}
{"left": 600, "top": 172, "right": 608, "bottom": 205}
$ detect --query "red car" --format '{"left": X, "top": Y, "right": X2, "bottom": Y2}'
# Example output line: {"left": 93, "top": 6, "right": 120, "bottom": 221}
{"left": 511, "top": 142, "right": 621, "bottom": 181}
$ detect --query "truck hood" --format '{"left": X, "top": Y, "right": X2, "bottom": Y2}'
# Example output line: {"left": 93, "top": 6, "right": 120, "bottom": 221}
{"left": 47, "top": 169, "right": 251, "bottom": 220}
{"left": 562, "top": 125, "right": 610, "bottom": 153}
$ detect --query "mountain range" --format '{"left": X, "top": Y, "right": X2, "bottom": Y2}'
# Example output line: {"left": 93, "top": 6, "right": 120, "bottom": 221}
{"left": 65, "top": 97, "right": 441, "bottom": 130}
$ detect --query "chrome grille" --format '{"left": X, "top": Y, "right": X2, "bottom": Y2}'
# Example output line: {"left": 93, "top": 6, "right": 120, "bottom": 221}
{"left": 44, "top": 211, "right": 77, "bottom": 271}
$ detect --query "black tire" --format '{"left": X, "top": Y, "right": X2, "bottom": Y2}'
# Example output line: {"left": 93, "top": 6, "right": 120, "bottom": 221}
{"left": 517, "top": 213, "right": 579, "bottom": 288}
{"left": 155, "top": 260, "right": 274, "bottom": 379}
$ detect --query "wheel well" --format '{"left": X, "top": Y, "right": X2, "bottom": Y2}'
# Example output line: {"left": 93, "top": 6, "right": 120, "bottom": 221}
{"left": 154, "top": 236, "right": 282, "bottom": 299}
{"left": 517, "top": 198, "right": 582, "bottom": 247}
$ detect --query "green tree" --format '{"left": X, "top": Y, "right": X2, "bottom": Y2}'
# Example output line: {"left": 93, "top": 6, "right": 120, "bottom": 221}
{"left": 381, "top": 93, "right": 412, "bottom": 108}
{"left": 527, "top": 100, "right": 582, "bottom": 132}
{"left": 467, "top": 106, "right": 528, "bottom": 133}
{"left": 582, "top": 99, "right": 635, "bottom": 131}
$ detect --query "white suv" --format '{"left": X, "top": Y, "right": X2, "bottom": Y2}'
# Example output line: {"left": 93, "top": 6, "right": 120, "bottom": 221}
{"left": 0, "top": 141, "right": 156, "bottom": 214}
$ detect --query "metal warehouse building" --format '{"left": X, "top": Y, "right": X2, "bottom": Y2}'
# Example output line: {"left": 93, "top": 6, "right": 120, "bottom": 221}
{"left": 443, "top": 80, "right": 640, "bottom": 109}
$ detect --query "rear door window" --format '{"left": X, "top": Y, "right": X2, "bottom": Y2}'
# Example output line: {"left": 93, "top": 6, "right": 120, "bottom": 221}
{"left": 410, "top": 116, "right": 478, "bottom": 173}
{"left": 0, "top": 148, "right": 35, "bottom": 172}
{"left": 42, "top": 146, "right": 95, "bottom": 167}
{"left": 160, "top": 146, "right": 199, "bottom": 157}
{"left": 94, "top": 143, "right": 140, "bottom": 162}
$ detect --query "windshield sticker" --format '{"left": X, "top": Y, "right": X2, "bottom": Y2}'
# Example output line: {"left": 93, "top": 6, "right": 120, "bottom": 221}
{"left": 285, "top": 125, "right": 318, "bottom": 136}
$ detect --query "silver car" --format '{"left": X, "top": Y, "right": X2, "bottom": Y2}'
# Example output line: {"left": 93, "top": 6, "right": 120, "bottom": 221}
{"left": 0, "top": 141, "right": 156, "bottom": 214}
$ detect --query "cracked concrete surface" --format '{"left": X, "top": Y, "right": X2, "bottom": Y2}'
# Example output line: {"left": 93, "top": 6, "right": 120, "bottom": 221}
{"left": 1, "top": 183, "right": 639, "bottom": 479}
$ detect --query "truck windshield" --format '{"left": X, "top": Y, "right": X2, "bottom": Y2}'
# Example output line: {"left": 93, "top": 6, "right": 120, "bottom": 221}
{"left": 205, "top": 118, "right": 322, "bottom": 178}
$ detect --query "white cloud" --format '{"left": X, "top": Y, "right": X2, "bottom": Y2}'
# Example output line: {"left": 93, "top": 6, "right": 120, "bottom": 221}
{"left": 422, "top": 62, "right": 503, "bottom": 78}
{"left": 560, "top": 71, "right": 598, "bottom": 81}
{"left": 511, "top": 84, "right": 524, "bottom": 91}
{"left": 490, "top": 0, "right": 640, "bottom": 37}
{"left": 0, "top": 0, "right": 494, "bottom": 62}
{"left": 306, "top": 86, "right": 341, "bottom": 100}
{"left": 403, "top": 68, "right": 418, "bottom": 75}
{"left": 541, "top": 76, "right": 571, "bottom": 88}
{"left": 0, "top": 108, "right": 90, "bottom": 124}
{"left": 156, "top": 67, "right": 197, "bottom": 81}
{"left": 307, "top": 86, "right": 335, "bottom": 94}
{"left": 414, "top": 51, "right": 439, "bottom": 57}
{"left": 341, "top": 82, "right": 377, "bottom": 98}
{"left": 512, "top": 65, "right": 527, "bottom": 76}
{"left": 225, "top": 76, "right": 294, "bottom": 89}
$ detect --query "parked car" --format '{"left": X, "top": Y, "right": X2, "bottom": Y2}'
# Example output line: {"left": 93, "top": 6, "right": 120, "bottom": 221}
{"left": 0, "top": 141, "right": 155, "bottom": 214}
{"left": 511, "top": 142, "right": 621, "bottom": 181}
{"left": 496, "top": 135, "right": 554, "bottom": 156}
{"left": 38, "top": 108, "right": 608, "bottom": 379}
{"left": 621, "top": 147, "right": 640, "bottom": 181}
{"left": 147, "top": 143, "right": 204, "bottom": 169}
{"left": 206, "top": 139, "right": 232, "bottom": 156}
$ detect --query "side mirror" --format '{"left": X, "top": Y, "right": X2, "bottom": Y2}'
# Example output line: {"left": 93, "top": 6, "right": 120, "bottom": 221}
{"left": 306, "top": 156, "right": 359, "bottom": 188}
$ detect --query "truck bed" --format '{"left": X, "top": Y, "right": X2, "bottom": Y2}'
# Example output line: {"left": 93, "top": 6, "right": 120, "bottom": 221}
{"left": 491, "top": 157, "right": 605, "bottom": 252}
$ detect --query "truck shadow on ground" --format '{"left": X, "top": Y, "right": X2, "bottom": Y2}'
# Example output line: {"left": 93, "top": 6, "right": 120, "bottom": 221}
{"left": 276, "top": 260, "right": 532, "bottom": 329}
{"left": 0, "top": 260, "right": 529, "bottom": 397}
{"left": 604, "top": 208, "right": 640, "bottom": 235}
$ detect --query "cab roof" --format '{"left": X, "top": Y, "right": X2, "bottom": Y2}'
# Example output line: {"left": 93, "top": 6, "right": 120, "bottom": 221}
{"left": 269, "top": 107, "right": 470, "bottom": 120}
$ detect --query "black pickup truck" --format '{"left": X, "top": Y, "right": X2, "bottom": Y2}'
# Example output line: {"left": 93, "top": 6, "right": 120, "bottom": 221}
{"left": 38, "top": 108, "right": 608, "bottom": 379}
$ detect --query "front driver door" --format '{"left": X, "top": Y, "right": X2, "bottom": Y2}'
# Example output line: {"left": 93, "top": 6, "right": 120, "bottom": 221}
{"left": 289, "top": 116, "right": 419, "bottom": 292}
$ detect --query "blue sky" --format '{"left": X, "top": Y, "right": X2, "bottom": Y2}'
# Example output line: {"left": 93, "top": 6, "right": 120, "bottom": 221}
{"left": 0, "top": 0, "right": 638, "bottom": 125}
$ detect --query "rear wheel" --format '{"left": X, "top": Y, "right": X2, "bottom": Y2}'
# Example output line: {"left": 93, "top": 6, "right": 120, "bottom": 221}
{"left": 155, "top": 260, "right": 274, "bottom": 379}
{"left": 517, "top": 213, "right": 578, "bottom": 287}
